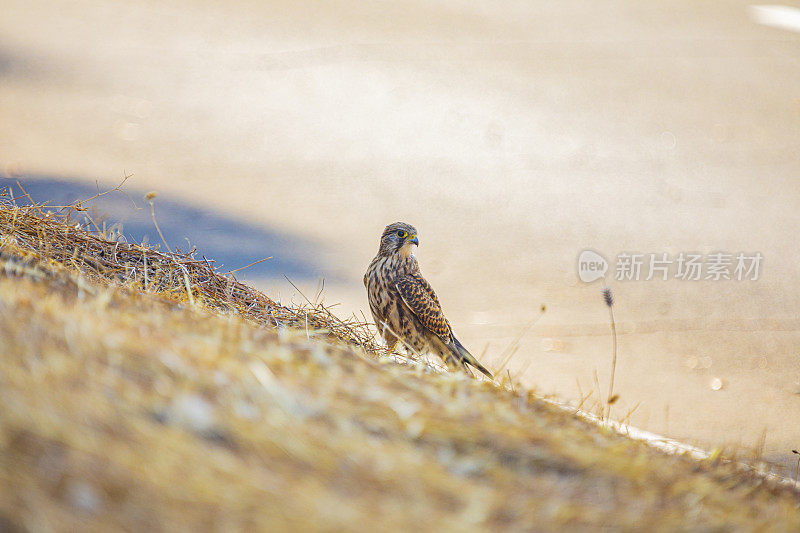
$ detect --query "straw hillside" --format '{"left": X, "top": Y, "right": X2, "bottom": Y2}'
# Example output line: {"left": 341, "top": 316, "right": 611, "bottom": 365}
{"left": 0, "top": 194, "right": 798, "bottom": 531}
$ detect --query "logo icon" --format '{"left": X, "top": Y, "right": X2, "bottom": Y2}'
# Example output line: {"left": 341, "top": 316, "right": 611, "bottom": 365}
{"left": 577, "top": 249, "right": 608, "bottom": 283}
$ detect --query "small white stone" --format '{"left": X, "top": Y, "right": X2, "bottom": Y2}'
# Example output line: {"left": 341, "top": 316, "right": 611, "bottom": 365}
{"left": 389, "top": 398, "right": 419, "bottom": 420}
{"left": 66, "top": 480, "right": 101, "bottom": 513}
{"left": 234, "top": 400, "right": 260, "bottom": 420}
{"left": 171, "top": 393, "right": 216, "bottom": 433}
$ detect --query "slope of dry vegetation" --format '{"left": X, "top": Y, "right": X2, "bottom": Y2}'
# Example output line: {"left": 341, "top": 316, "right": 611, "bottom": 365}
{"left": 0, "top": 198, "right": 799, "bottom": 531}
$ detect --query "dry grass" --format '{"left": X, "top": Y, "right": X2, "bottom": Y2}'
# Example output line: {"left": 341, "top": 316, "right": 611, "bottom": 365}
{"left": 0, "top": 192, "right": 799, "bottom": 531}
{"left": 0, "top": 184, "right": 383, "bottom": 353}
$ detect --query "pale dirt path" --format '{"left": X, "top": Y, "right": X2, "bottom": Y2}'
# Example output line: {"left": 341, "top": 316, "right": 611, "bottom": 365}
{"left": 1, "top": 0, "right": 800, "bottom": 472}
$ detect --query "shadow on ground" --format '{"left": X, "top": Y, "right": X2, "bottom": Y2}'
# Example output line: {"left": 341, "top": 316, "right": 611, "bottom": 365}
{"left": 4, "top": 175, "right": 332, "bottom": 281}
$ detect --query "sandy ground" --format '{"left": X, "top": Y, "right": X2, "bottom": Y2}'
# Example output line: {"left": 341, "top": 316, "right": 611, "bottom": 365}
{"left": 1, "top": 1, "right": 800, "bottom": 473}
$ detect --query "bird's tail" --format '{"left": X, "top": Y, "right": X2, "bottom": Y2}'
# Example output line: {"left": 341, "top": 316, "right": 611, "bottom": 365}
{"left": 452, "top": 337, "right": 493, "bottom": 379}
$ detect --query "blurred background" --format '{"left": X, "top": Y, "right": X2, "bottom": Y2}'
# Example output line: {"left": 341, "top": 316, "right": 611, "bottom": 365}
{"left": 1, "top": 1, "right": 799, "bottom": 473}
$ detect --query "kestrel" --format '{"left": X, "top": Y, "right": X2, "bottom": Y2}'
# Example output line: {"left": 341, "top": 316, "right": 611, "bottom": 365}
{"left": 364, "top": 222, "right": 492, "bottom": 379}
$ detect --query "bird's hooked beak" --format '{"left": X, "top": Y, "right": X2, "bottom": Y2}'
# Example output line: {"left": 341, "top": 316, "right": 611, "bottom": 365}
{"left": 409, "top": 234, "right": 419, "bottom": 246}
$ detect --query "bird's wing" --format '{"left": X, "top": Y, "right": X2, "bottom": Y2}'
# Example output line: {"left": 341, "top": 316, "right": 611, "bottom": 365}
{"left": 395, "top": 273, "right": 452, "bottom": 340}
{"left": 416, "top": 274, "right": 441, "bottom": 306}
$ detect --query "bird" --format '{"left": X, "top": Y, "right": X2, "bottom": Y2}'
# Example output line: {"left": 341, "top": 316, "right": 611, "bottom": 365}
{"left": 364, "top": 222, "right": 492, "bottom": 379}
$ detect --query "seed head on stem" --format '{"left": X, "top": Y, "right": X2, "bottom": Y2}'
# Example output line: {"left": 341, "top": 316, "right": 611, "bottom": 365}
{"left": 602, "top": 286, "right": 617, "bottom": 422}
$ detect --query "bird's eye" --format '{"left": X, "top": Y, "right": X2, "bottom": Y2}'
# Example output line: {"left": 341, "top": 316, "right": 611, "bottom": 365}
{"left": 396, "top": 230, "right": 407, "bottom": 238}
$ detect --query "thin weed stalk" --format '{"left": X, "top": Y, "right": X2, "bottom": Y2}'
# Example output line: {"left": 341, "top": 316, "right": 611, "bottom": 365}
{"left": 603, "top": 286, "right": 617, "bottom": 422}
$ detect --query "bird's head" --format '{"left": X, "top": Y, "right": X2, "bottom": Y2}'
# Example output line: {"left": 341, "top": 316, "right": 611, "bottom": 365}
{"left": 378, "top": 221, "right": 419, "bottom": 257}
